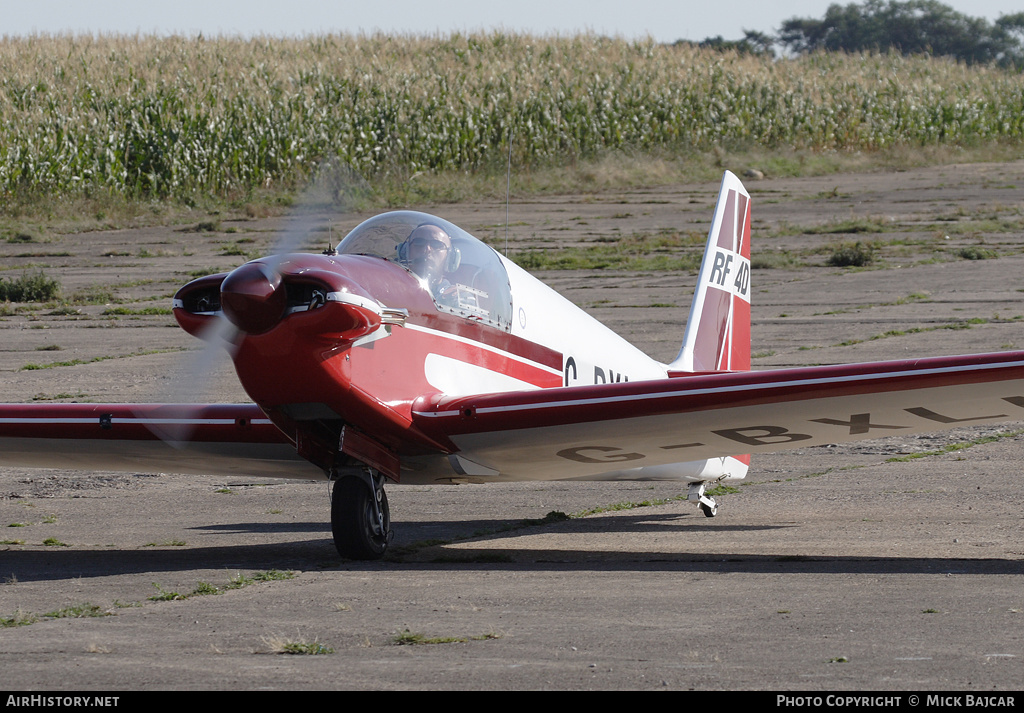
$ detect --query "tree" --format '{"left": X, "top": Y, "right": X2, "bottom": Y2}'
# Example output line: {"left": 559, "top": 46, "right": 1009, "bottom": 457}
{"left": 995, "top": 12, "right": 1024, "bottom": 67}
{"left": 686, "top": 30, "right": 777, "bottom": 57}
{"left": 778, "top": 0, "right": 1024, "bottom": 68}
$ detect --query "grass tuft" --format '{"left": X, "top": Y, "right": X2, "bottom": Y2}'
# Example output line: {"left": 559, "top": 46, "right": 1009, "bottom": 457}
{"left": 148, "top": 584, "right": 185, "bottom": 601}
{"left": 391, "top": 629, "right": 498, "bottom": 645}
{"left": 0, "top": 271, "right": 61, "bottom": 302}
{"left": 262, "top": 635, "right": 334, "bottom": 655}
{"left": 826, "top": 241, "right": 875, "bottom": 267}
{"left": 956, "top": 246, "right": 998, "bottom": 260}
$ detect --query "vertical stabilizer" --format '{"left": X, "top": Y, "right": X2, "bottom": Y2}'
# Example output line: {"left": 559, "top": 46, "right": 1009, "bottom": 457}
{"left": 669, "top": 171, "right": 751, "bottom": 374}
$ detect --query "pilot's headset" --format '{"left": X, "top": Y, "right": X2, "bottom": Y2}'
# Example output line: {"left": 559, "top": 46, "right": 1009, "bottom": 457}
{"left": 397, "top": 224, "right": 461, "bottom": 273}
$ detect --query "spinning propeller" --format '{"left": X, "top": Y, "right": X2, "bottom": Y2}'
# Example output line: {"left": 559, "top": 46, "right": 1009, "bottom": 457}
{"left": 150, "top": 162, "right": 360, "bottom": 444}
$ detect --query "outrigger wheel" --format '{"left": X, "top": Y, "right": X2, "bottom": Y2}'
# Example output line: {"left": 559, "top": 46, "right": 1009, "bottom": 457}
{"left": 330, "top": 469, "right": 392, "bottom": 560}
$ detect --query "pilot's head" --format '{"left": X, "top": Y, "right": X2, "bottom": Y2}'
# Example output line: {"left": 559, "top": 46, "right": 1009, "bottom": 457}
{"left": 403, "top": 224, "right": 452, "bottom": 282}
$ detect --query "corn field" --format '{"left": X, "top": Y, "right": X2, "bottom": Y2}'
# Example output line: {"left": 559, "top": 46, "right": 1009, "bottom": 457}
{"left": 1, "top": 33, "right": 1022, "bottom": 201}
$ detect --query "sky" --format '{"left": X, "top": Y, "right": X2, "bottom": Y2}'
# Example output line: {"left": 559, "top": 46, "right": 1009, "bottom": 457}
{"left": 3, "top": 1, "right": 1023, "bottom": 44}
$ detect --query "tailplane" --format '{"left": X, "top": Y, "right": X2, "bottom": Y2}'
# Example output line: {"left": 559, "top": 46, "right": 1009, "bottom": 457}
{"left": 669, "top": 170, "right": 751, "bottom": 375}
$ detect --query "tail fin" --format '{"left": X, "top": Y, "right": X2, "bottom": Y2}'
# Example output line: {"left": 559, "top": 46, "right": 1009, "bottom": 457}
{"left": 668, "top": 171, "right": 752, "bottom": 484}
{"left": 669, "top": 170, "right": 751, "bottom": 375}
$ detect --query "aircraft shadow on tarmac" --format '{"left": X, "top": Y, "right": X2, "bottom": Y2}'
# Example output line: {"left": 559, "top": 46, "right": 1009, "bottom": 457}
{"left": 4, "top": 511, "right": 1021, "bottom": 581}
{"left": 4, "top": 546, "right": 1020, "bottom": 583}
{"left": 183, "top": 513, "right": 790, "bottom": 536}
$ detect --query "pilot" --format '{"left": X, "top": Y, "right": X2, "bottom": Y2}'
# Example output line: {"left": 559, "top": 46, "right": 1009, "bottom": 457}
{"left": 399, "top": 224, "right": 460, "bottom": 302}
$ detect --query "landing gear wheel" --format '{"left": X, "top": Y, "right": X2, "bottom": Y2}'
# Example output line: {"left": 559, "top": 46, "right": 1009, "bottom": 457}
{"left": 688, "top": 481, "right": 720, "bottom": 518}
{"left": 331, "top": 474, "right": 391, "bottom": 560}
{"left": 699, "top": 497, "right": 718, "bottom": 518}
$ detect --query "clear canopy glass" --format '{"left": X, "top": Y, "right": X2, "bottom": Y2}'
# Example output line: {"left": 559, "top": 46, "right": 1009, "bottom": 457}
{"left": 337, "top": 211, "right": 512, "bottom": 330}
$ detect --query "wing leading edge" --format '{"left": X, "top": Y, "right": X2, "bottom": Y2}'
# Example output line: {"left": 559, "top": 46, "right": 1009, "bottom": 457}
{"left": 412, "top": 351, "right": 1024, "bottom": 481}
{"left": 0, "top": 403, "right": 320, "bottom": 480}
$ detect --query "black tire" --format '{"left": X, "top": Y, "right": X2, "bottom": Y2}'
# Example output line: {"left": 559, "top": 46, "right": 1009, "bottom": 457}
{"left": 699, "top": 498, "right": 718, "bottom": 518}
{"left": 331, "top": 475, "right": 390, "bottom": 560}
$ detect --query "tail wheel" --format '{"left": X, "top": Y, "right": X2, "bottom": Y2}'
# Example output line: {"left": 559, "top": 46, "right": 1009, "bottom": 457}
{"left": 699, "top": 497, "right": 718, "bottom": 518}
{"left": 688, "top": 481, "right": 720, "bottom": 518}
{"left": 331, "top": 474, "right": 391, "bottom": 560}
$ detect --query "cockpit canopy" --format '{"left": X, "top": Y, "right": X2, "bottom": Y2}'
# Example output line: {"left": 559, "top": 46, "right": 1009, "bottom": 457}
{"left": 337, "top": 211, "right": 513, "bottom": 331}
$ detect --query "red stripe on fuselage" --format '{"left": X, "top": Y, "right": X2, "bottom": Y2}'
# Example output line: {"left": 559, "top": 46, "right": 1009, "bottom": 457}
{"left": 416, "top": 312, "right": 562, "bottom": 373}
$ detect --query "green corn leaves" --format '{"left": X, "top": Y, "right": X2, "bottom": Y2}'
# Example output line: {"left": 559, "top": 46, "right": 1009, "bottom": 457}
{"left": 0, "top": 34, "right": 1021, "bottom": 202}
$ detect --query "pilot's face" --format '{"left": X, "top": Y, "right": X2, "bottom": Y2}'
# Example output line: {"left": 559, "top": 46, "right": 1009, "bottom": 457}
{"left": 406, "top": 226, "right": 451, "bottom": 278}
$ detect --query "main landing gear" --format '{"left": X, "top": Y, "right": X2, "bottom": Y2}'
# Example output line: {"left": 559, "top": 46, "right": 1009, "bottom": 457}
{"left": 688, "top": 481, "right": 719, "bottom": 518}
{"left": 330, "top": 467, "right": 393, "bottom": 560}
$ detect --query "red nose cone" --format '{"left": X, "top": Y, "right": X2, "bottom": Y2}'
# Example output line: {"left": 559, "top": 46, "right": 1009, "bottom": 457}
{"left": 220, "top": 262, "right": 287, "bottom": 334}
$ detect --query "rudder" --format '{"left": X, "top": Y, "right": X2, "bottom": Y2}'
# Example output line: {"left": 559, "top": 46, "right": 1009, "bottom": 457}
{"left": 669, "top": 170, "right": 751, "bottom": 374}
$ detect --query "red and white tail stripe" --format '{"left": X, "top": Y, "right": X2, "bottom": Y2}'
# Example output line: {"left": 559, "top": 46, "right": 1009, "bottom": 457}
{"left": 671, "top": 171, "right": 751, "bottom": 374}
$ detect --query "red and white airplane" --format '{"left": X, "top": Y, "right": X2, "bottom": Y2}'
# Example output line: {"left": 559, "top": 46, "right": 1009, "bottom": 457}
{"left": 3, "top": 171, "right": 1024, "bottom": 559}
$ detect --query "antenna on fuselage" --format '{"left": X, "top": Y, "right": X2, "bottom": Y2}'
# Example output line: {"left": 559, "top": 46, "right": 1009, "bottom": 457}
{"left": 505, "top": 130, "right": 512, "bottom": 256}
{"left": 323, "top": 221, "right": 337, "bottom": 256}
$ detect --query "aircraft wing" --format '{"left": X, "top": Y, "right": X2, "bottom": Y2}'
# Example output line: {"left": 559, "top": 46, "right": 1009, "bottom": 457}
{"left": 412, "top": 351, "right": 1024, "bottom": 480}
{"left": 5, "top": 352, "right": 1024, "bottom": 484}
{"left": 0, "top": 403, "right": 322, "bottom": 480}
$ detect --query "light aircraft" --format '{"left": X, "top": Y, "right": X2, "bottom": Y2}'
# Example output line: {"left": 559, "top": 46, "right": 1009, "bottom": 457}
{"left": 3, "top": 171, "right": 1024, "bottom": 559}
